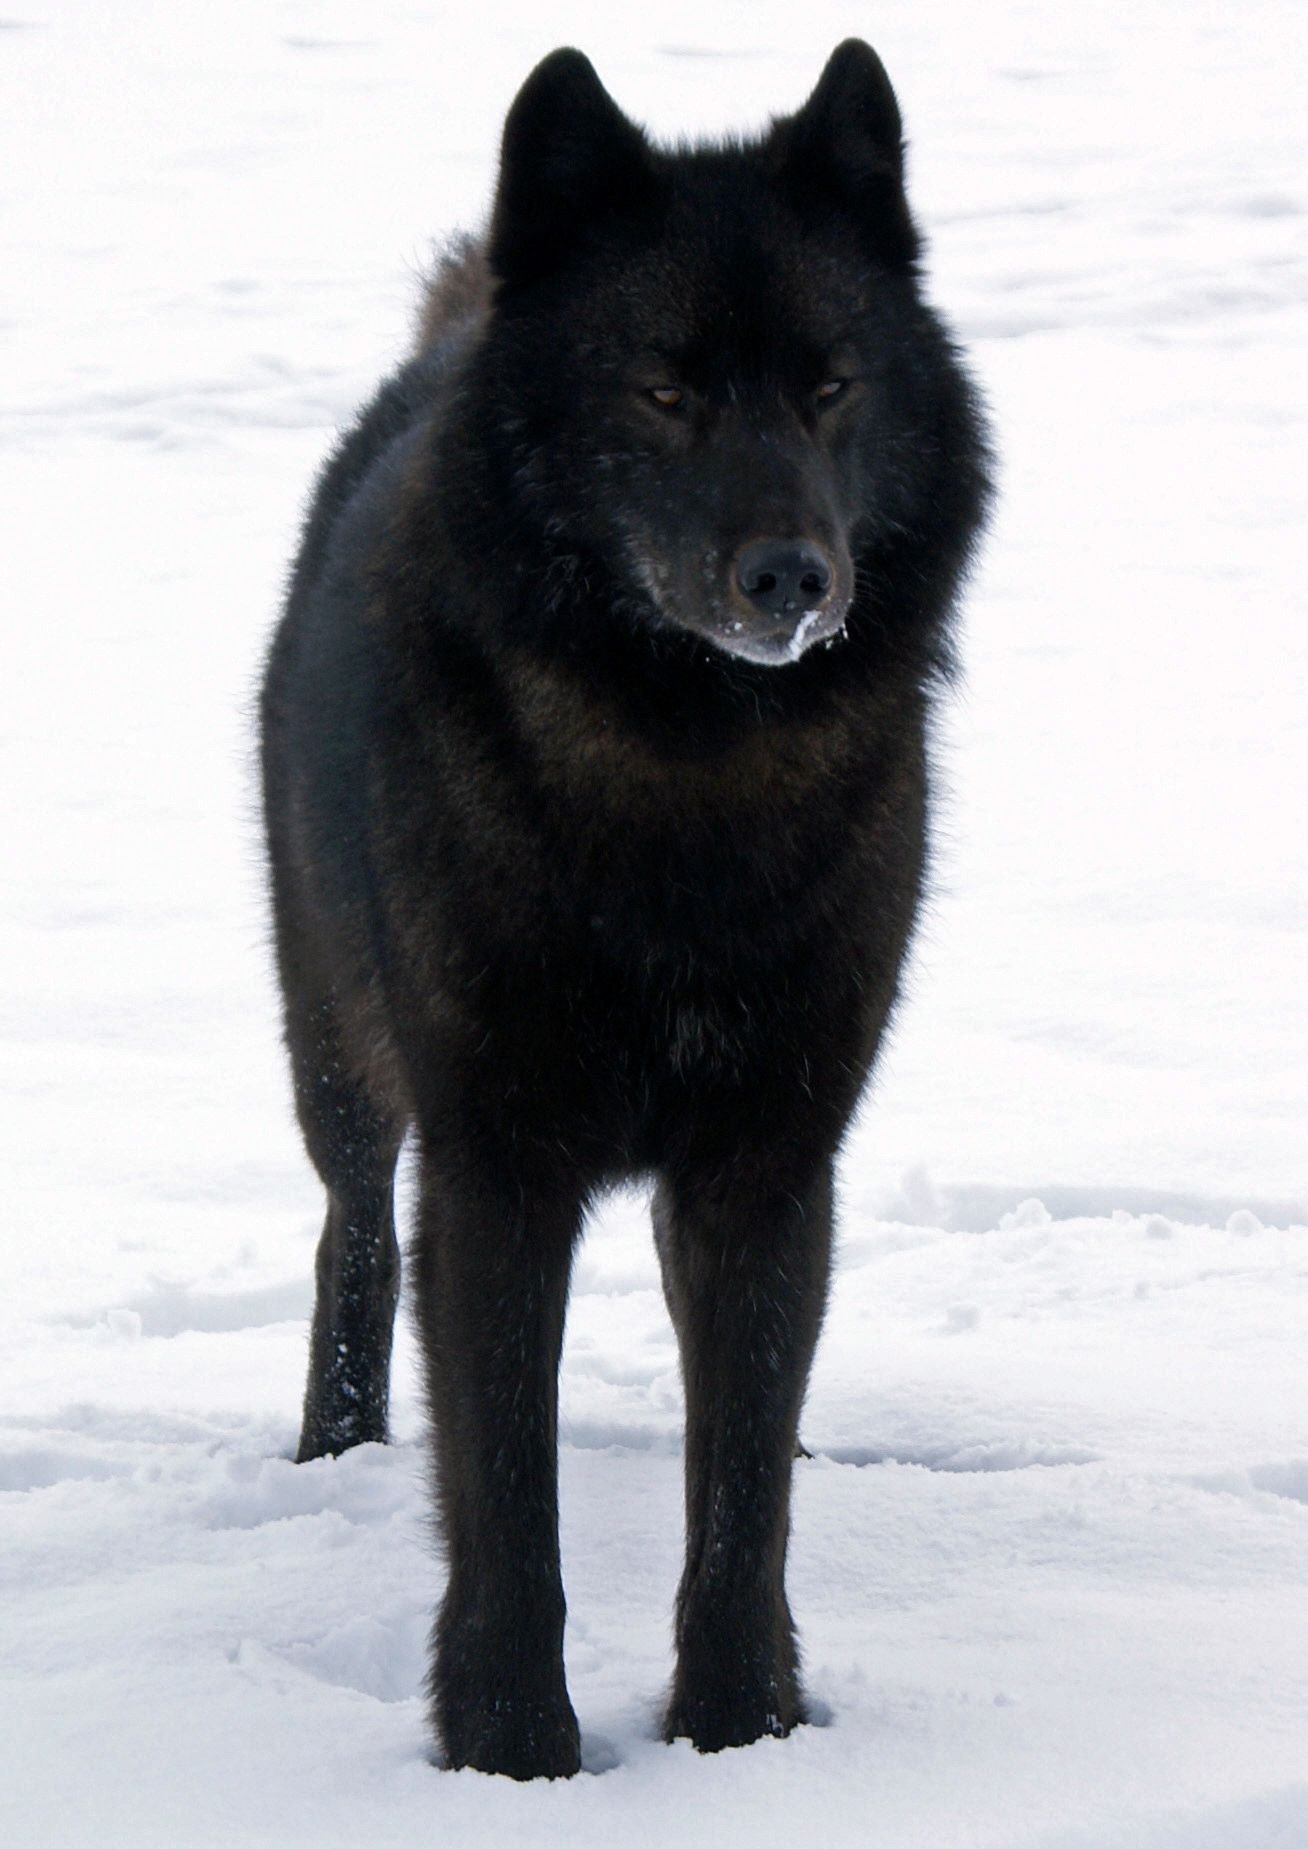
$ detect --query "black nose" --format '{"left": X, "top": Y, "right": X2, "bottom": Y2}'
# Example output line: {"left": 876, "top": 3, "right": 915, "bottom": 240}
{"left": 734, "top": 539, "right": 834, "bottom": 616}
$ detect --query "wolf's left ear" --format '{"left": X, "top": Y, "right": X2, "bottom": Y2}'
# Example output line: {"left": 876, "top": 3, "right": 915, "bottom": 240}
{"left": 489, "top": 49, "right": 656, "bottom": 287}
{"left": 774, "top": 40, "right": 919, "bottom": 265}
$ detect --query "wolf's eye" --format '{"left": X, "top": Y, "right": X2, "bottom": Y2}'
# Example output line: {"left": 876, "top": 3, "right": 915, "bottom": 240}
{"left": 815, "top": 379, "right": 847, "bottom": 404}
{"left": 648, "top": 386, "right": 685, "bottom": 410}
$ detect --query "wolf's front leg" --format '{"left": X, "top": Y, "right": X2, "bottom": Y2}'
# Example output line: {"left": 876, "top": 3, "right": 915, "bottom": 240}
{"left": 655, "top": 1156, "right": 834, "bottom": 1752}
{"left": 412, "top": 1129, "right": 584, "bottom": 1780}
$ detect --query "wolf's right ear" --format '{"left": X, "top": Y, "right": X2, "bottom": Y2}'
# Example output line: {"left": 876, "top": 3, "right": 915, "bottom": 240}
{"left": 489, "top": 49, "right": 656, "bottom": 288}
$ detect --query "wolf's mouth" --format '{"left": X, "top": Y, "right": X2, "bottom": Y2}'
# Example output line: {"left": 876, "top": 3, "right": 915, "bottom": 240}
{"left": 709, "top": 599, "right": 851, "bottom": 667}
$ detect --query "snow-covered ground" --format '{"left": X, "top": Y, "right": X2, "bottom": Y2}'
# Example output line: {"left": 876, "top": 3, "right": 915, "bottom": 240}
{"left": 3, "top": 3, "right": 1306, "bottom": 1844}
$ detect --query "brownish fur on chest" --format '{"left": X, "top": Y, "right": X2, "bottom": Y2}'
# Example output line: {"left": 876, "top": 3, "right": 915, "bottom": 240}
{"left": 500, "top": 647, "right": 870, "bottom": 824}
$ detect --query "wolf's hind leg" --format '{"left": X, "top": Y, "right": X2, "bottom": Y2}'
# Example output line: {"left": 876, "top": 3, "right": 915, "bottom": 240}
{"left": 288, "top": 988, "right": 403, "bottom": 1462}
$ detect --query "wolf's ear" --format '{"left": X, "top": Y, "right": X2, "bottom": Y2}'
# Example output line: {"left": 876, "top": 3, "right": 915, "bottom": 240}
{"left": 489, "top": 49, "right": 656, "bottom": 287}
{"left": 774, "top": 40, "right": 919, "bottom": 265}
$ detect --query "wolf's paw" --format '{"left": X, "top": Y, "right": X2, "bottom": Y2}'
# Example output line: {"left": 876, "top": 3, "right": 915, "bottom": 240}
{"left": 663, "top": 1677, "right": 806, "bottom": 1754}
{"left": 440, "top": 1695, "right": 582, "bottom": 1781}
{"left": 295, "top": 1381, "right": 388, "bottom": 1461}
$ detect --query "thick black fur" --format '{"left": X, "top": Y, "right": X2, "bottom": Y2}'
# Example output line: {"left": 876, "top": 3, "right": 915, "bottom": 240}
{"left": 261, "top": 41, "right": 990, "bottom": 1780}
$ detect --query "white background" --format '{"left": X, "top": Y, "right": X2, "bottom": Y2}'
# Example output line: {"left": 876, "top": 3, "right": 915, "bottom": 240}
{"left": 3, "top": 4, "right": 1306, "bottom": 1845}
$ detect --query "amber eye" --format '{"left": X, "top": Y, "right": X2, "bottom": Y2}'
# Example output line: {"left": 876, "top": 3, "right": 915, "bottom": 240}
{"left": 815, "top": 379, "right": 846, "bottom": 403}
{"left": 649, "top": 386, "right": 685, "bottom": 409}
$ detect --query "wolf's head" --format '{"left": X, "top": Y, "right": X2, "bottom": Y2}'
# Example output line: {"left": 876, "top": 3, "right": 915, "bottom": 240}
{"left": 463, "top": 44, "right": 982, "bottom": 672}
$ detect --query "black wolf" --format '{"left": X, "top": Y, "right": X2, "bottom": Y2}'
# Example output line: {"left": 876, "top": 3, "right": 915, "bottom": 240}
{"left": 261, "top": 41, "right": 989, "bottom": 1780}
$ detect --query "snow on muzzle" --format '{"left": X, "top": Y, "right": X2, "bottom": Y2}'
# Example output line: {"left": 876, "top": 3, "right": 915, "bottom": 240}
{"left": 716, "top": 535, "right": 851, "bottom": 665}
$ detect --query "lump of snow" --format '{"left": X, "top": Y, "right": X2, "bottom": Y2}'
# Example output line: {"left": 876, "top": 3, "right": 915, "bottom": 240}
{"left": 999, "top": 1197, "right": 1052, "bottom": 1230}
{"left": 896, "top": 1165, "right": 944, "bottom": 1228}
{"left": 1226, "top": 1208, "right": 1264, "bottom": 1235}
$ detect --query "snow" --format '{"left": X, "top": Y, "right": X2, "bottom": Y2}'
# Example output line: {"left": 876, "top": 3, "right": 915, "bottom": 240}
{"left": 3, "top": 2, "right": 1306, "bottom": 1844}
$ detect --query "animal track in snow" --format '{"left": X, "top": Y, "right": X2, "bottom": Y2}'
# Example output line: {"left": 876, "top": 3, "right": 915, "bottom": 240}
{"left": 197, "top": 1441, "right": 417, "bottom": 1532}
{"left": 1187, "top": 1460, "right": 1308, "bottom": 1506}
{"left": 65, "top": 1277, "right": 311, "bottom": 1338}
{"left": 0, "top": 1444, "right": 135, "bottom": 1493}
{"left": 819, "top": 1439, "right": 1100, "bottom": 1473}
{"left": 266, "top": 1610, "right": 429, "bottom": 1704}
